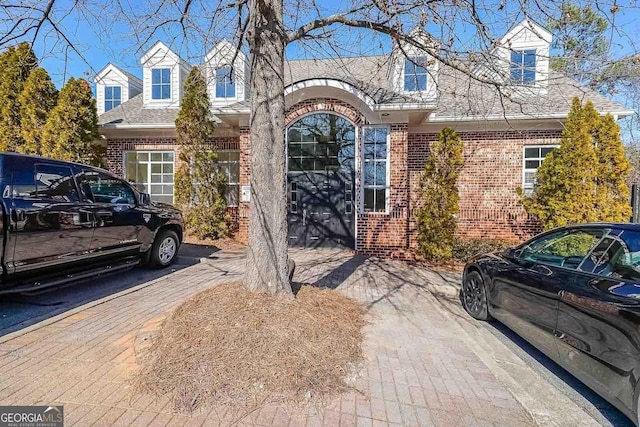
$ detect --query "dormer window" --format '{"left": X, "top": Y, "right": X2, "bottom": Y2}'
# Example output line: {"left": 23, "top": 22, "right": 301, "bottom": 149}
{"left": 215, "top": 66, "right": 235, "bottom": 98}
{"left": 104, "top": 86, "right": 121, "bottom": 112}
{"left": 404, "top": 57, "right": 428, "bottom": 92}
{"left": 510, "top": 50, "right": 536, "bottom": 84}
{"left": 151, "top": 68, "right": 171, "bottom": 100}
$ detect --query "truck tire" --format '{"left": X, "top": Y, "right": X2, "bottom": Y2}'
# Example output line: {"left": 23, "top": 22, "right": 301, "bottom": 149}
{"left": 147, "top": 229, "right": 179, "bottom": 268}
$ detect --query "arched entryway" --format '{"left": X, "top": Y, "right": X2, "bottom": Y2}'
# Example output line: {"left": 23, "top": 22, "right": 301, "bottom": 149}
{"left": 286, "top": 112, "right": 356, "bottom": 248}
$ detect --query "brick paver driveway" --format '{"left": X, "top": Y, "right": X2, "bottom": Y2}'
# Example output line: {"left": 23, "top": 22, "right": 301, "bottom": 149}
{"left": 0, "top": 249, "right": 534, "bottom": 426}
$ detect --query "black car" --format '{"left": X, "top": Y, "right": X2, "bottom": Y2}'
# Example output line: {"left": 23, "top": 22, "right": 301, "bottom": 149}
{"left": 462, "top": 223, "right": 640, "bottom": 425}
{"left": 0, "top": 153, "right": 184, "bottom": 294}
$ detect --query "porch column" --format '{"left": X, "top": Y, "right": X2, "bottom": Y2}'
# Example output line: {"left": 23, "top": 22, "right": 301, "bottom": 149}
{"left": 237, "top": 126, "right": 250, "bottom": 244}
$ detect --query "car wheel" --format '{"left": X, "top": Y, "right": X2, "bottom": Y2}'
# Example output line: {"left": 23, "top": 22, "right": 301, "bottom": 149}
{"left": 462, "top": 270, "right": 491, "bottom": 321}
{"left": 148, "top": 229, "right": 179, "bottom": 268}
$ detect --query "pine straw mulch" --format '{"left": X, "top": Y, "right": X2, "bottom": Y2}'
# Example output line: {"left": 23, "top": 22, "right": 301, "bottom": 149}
{"left": 133, "top": 282, "right": 366, "bottom": 413}
{"left": 182, "top": 235, "right": 247, "bottom": 251}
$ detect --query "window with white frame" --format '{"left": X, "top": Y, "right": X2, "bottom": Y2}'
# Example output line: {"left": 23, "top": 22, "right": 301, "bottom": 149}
{"left": 523, "top": 146, "right": 558, "bottom": 194}
{"left": 123, "top": 151, "right": 174, "bottom": 204}
{"left": 217, "top": 150, "right": 240, "bottom": 206}
{"left": 362, "top": 127, "right": 389, "bottom": 213}
{"left": 404, "top": 57, "right": 428, "bottom": 92}
{"left": 215, "top": 66, "right": 236, "bottom": 98}
{"left": 104, "top": 86, "right": 121, "bottom": 112}
{"left": 510, "top": 50, "right": 536, "bottom": 84}
{"left": 151, "top": 68, "right": 171, "bottom": 100}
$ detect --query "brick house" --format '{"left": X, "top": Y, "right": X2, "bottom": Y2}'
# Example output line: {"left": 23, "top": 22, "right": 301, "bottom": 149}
{"left": 95, "top": 20, "right": 633, "bottom": 257}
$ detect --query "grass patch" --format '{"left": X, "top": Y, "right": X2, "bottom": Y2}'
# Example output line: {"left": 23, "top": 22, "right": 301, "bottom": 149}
{"left": 134, "top": 282, "right": 366, "bottom": 412}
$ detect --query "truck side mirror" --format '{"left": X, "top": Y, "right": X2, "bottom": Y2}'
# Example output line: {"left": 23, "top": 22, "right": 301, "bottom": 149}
{"left": 139, "top": 192, "right": 151, "bottom": 205}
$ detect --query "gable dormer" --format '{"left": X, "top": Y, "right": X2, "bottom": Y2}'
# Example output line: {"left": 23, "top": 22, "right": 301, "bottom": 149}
{"left": 141, "top": 41, "right": 191, "bottom": 108}
{"left": 94, "top": 63, "right": 142, "bottom": 115}
{"left": 390, "top": 28, "right": 439, "bottom": 101}
{"left": 496, "top": 18, "right": 551, "bottom": 89}
{"left": 205, "top": 40, "right": 249, "bottom": 107}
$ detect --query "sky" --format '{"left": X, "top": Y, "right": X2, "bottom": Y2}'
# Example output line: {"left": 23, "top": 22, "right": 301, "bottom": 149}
{"left": 13, "top": 0, "right": 635, "bottom": 87}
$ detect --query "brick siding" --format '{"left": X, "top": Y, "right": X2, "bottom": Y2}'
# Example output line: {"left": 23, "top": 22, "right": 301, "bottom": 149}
{"left": 103, "top": 116, "right": 563, "bottom": 257}
{"left": 237, "top": 127, "right": 250, "bottom": 244}
{"left": 285, "top": 98, "right": 366, "bottom": 126}
{"left": 408, "top": 130, "right": 563, "bottom": 248}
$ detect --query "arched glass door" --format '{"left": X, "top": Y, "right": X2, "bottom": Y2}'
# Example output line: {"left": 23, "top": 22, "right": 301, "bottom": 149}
{"left": 286, "top": 113, "right": 356, "bottom": 248}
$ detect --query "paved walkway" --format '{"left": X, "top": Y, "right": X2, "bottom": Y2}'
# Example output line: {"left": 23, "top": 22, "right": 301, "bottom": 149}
{"left": 0, "top": 249, "right": 535, "bottom": 426}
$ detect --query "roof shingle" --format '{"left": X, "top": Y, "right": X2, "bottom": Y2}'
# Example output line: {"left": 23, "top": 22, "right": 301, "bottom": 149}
{"left": 99, "top": 55, "right": 631, "bottom": 127}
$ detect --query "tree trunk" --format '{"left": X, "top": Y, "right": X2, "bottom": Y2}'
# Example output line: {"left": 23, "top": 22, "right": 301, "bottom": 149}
{"left": 244, "top": 0, "right": 292, "bottom": 295}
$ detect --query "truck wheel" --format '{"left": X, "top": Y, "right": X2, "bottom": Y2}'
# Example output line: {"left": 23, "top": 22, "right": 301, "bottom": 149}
{"left": 147, "top": 229, "right": 179, "bottom": 268}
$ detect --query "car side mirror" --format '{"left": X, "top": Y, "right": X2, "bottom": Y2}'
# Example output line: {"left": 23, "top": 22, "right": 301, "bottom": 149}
{"left": 504, "top": 247, "right": 521, "bottom": 260}
{"left": 139, "top": 192, "right": 151, "bottom": 205}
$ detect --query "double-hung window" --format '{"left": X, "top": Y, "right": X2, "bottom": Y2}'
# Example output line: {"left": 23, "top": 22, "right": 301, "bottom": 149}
{"left": 217, "top": 150, "right": 240, "bottom": 206}
{"left": 404, "top": 57, "right": 428, "bottom": 92}
{"left": 510, "top": 50, "right": 536, "bottom": 84}
{"left": 123, "top": 151, "right": 174, "bottom": 204}
{"left": 362, "top": 127, "right": 389, "bottom": 213}
{"left": 215, "top": 66, "right": 235, "bottom": 98}
{"left": 523, "top": 146, "right": 558, "bottom": 194}
{"left": 151, "top": 68, "right": 171, "bottom": 100}
{"left": 104, "top": 86, "right": 121, "bottom": 112}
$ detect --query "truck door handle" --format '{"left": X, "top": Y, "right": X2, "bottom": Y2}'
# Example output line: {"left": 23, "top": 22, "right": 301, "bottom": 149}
{"left": 96, "top": 211, "right": 113, "bottom": 217}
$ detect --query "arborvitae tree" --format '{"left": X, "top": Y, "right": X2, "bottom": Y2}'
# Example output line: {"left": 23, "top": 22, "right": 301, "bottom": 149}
{"left": 521, "top": 98, "right": 631, "bottom": 229}
{"left": 0, "top": 42, "right": 37, "bottom": 152}
{"left": 18, "top": 67, "right": 58, "bottom": 155}
{"left": 41, "top": 78, "right": 103, "bottom": 165}
{"left": 175, "top": 67, "right": 228, "bottom": 240}
{"left": 416, "top": 127, "right": 464, "bottom": 260}
{"left": 594, "top": 114, "right": 632, "bottom": 221}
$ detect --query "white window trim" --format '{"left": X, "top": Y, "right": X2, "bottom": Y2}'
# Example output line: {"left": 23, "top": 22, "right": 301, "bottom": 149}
{"left": 403, "top": 57, "right": 429, "bottom": 93}
{"left": 214, "top": 65, "right": 239, "bottom": 101}
{"left": 104, "top": 85, "right": 122, "bottom": 112}
{"left": 122, "top": 150, "right": 175, "bottom": 203}
{"left": 150, "top": 67, "right": 172, "bottom": 101}
{"left": 522, "top": 145, "right": 559, "bottom": 194}
{"left": 218, "top": 149, "right": 240, "bottom": 207}
{"left": 360, "top": 125, "right": 391, "bottom": 215}
{"left": 510, "top": 49, "right": 537, "bottom": 85}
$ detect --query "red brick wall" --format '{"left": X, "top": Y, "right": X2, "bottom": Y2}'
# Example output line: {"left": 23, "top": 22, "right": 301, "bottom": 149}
{"left": 237, "top": 127, "right": 250, "bottom": 244}
{"left": 104, "top": 124, "right": 563, "bottom": 256}
{"left": 106, "top": 137, "right": 239, "bottom": 176}
{"left": 408, "top": 130, "right": 562, "bottom": 247}
{"left": 285, "top": 98, "right": 366, "bottom": 125}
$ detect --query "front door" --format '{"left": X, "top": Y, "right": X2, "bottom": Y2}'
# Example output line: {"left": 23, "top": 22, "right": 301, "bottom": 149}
{"left": 287, "top": 113, "right": 356, "bottom": 248}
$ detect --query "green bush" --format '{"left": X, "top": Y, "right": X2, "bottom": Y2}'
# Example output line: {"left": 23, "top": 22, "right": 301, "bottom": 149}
{"left": 416, "top": 127, "right": 464, "bottom": 260}
{"left": 451, "top": 238, "right": 511, "bottom": 263}
{"left": 520, "top": 98, "right": 631, "bottom": 229}
{"left": 174, "top": 67, "right": 228, "bottom": 240}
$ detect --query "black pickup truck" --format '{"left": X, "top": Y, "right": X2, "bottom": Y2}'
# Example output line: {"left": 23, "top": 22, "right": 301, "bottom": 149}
{"left": 0, "top": 153, "right": 184, "bottom": 294}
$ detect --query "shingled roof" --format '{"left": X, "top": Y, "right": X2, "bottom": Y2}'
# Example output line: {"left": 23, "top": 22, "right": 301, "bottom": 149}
{"left": 432, "top": 66, "right": 629, "bottom": 120}
{"left": 99, "top": 55, "right": 632, "bottom": 127}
